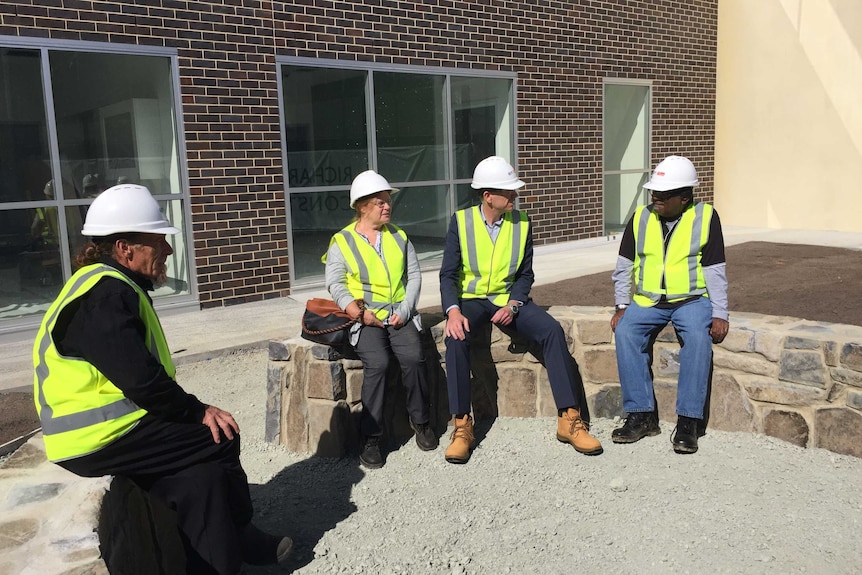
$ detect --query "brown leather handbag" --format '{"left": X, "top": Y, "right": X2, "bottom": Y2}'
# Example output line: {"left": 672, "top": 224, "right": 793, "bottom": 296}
{"left": 300, "top": 298, "right": 365, "bottom": 346}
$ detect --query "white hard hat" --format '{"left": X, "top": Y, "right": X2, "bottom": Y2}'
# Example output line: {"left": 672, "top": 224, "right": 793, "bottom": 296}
{"left": 471, "top": 156, "right": 525, "bottom": 190}
{"left": 643, "top": 155, "right": 699, "bottom": 192}
{"left": 82, "top": 184, "right": 180, "bottom": 236}
{"left": 350, "top": 170, "right": 398, "bottom": 208}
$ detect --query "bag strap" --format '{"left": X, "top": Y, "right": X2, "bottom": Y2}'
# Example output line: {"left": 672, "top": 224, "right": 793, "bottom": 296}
{"left": 302, "top": 299, "right": 366, "bottom": 336}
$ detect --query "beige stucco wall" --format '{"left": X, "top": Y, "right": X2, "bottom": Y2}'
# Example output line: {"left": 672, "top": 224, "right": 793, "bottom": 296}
{"left": 715, "top": 0, "right": 862, "bottom": 231}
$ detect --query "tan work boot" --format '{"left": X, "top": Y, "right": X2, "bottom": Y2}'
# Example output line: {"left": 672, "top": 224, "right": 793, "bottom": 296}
{"left": 557, "top": 408, "right": 603, "bottom": 455}
{"left": 444, "top": 414, "right": 475, "bottom": 464}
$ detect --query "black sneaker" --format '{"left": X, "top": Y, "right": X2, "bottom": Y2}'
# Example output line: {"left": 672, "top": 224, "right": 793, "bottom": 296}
{"left": 611, "top": 411, "right": 661, "bottom": 444}
{"left": 672, "top": 416, "right": 700, "bottom": 454}
{"left": 359, "top": 436, "right": 384, "bottom": 469}
{"left": 410, "top": 420, "right": 439, "bottom": 451}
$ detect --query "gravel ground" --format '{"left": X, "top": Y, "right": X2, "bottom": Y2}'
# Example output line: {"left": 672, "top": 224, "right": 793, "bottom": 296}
{"left": 178, "top": 349, "right": 862, "bottom": 575}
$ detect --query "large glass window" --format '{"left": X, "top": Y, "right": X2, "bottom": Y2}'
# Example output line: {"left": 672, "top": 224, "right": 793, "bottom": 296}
{"left": 281, "top": 62, "right": 515, "bottom": 283}
{"left": 0, "top": 44, "right": 190, "bottom": 324}
{"left": 603, "top": 81, "right": 651, "bottom": 234}
{"left": 451, "top": 76, "right": 513, "bottom": 180}
{"left": 282, "top": 66, "right": 369, "bottom": 188}
{"left": 374, "top": 72, "right": 447, "bottom": 183}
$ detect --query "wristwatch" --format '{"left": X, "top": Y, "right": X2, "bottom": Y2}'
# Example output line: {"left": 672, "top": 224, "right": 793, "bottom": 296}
{"left": 509, "top": 303, "right": 520, "bottom": 316}
{"left": 615, "top": 303, "right": 629, "bottom": 311}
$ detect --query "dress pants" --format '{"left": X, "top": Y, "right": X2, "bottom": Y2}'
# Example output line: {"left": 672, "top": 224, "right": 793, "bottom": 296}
{"left": 353, "top": 321, "right": 430, "bottom": 437}
{"left": 59, "top": 414, "right": 253, "bottom": 575}
{"left": 445, "top": 299, "right": 579, "bottom": 415}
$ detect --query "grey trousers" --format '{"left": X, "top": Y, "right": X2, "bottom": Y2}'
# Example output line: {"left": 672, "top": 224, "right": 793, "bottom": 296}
{"left": 353, "top": 321, "right": 430, "bottom": 437}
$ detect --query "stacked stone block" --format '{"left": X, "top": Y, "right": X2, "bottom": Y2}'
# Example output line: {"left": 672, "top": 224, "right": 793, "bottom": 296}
{"left": 268, "top": 307, "right": 862, "bottom": 459}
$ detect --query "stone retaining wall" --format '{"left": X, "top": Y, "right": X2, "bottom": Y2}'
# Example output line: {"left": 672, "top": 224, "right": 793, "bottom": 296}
{"left": 267, "top": 307, "right": 862, "bottom": 459}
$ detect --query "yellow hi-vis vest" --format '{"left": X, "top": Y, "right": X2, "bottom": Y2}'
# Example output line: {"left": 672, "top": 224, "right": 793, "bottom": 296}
{"left": 33, "top": 264, "right": 175, "bottom": 462}
{"left": 631, "top": 202, "right": 713, "bottom": 307}
{"left": 323, "top": 223, "right": 408, "bottom": 320}
{"left": 456, "top": 206, "right": 529, "bottom": 307}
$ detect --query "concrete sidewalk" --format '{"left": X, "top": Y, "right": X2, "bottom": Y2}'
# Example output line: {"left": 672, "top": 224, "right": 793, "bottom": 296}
{"left": 3, "top": 226, "right": 862, "bottom": 393}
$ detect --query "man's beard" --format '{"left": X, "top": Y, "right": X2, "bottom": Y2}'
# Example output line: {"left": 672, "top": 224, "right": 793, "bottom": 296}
{"left": 153, "top": 263, "right": 169, "bottom": 287}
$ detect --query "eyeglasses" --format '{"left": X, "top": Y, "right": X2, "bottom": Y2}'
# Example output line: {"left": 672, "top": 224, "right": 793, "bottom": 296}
{"left": 650, "top": 189, "right": 684, "bottom": 201}
{"left": 370, "top": 198, "right": 392, "bottom": 208}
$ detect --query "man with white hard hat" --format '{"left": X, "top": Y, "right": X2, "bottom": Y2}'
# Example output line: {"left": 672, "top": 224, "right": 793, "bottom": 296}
{"left": 33, "top": 184, "right": 291, "bottom": 574}
{"left": 439, "top": 156, "right": 603, "bottom": 464}
{"left": 610, "top": 155, "right": 729, "bottom": 454}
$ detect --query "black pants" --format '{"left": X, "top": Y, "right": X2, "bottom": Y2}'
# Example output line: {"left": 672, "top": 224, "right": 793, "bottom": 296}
{"left": 353, "top": 322, "right": 430, "bottom": 437}
{"left": 59, "top": 415, "right": 253, "bottom": 575}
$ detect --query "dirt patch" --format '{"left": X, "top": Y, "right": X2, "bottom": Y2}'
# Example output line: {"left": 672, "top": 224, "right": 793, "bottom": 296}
{"left": 528, "top": 241, "right": 862, "bottom": 327}
{"left": 5, "top": 241, "right": 861, "bottom": 448}
{"left": 1, "top": 392, "right": 40, "bottom": 450}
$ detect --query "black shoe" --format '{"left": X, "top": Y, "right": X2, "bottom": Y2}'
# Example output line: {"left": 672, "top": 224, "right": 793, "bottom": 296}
{"left": 359, "top": 436, "right": 384, "bottom": 469}
{"left": 672, "top": 416, "right": 700, "bottom": 454}
{"left": 611, "top": 411, "right": 661, "bottom": 444}
{"left": 410, "top": 420, "right": 439, "bottom": 451}
{"left": 240, "top": 523, "right": 293, "bottom": 566}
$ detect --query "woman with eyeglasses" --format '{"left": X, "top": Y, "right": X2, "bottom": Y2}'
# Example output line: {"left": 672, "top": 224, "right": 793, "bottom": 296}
{"left": 323, "top": 169, "right": 437, "bottom": 469}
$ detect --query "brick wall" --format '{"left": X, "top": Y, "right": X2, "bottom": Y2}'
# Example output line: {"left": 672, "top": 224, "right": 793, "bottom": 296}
{"left": 1, "top": 0, "right": 717, "bottom": 308}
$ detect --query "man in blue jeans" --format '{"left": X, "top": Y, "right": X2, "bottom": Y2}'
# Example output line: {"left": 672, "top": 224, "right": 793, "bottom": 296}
{"left": 610, "top": 155, "right": 729, "bottom": 454}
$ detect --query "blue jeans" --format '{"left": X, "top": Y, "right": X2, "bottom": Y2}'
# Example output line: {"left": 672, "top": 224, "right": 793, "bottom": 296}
{"left": 614, "top": 297, "right": 713, "bottom": 419}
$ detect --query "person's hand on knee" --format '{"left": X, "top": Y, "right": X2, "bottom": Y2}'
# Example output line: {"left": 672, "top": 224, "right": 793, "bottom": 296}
{"left": 201, "top": 404, "right": 240, "bottom": 443}
{"left": 445, "top": 308, "right": 470, "bottom": 340}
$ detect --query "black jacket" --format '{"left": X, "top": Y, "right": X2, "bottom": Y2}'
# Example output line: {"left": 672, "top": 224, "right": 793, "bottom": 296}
{"left": 52, "top": 257, "right": 205, "bottom": 423}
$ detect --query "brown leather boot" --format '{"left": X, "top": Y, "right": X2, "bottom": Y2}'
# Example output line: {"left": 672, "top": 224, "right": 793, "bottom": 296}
{"left": 557, "top": 408, "right": 603, "bottom": 455}
{"left": 444, "top": 414, "right": 475, "bottom": 464}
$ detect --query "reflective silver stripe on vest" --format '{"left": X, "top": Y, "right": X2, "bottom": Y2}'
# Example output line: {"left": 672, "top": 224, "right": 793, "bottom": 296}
{"left": 635, "top": 207, "right": 651, "bottom": 294}
{"left": 36, "top": 265, "right": 143, "bottom": 436}
{"left": 507, "top": 210, "right": 523, "bottom": 280}
{"left": 463, "top": 209, "right": 482, "bottom": 294}
{"left": 686, "top": 203, "right": 705, "bottom": 292}
{"left": 338, "top": 228, "right": 406, "bottom": 310}
{"left": 338, "top": 230, "right": 375, "bottom": 305}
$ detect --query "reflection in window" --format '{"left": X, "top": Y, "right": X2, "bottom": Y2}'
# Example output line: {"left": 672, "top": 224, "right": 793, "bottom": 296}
{"left": 0, "top": 48, "right": 55, "bottom": 320}
{"left": 49, "top": 51, "right": 181, "bottom": 197}
{"left": 375, "top": 72, "right": 448, "bottom": 183}
{"left": 0, "top": 48, "right": 51, "bottom": 204}
{"left": 0, "top": 47, "right": 189, "bottom": 322}
{"left": 451, "top": 76, "right": 513, "bottom": 180}
{"left": 603, "top": 82, "right": 651, "bottom": 234}
{"left": 390, "top": 185, "right": 450, "bottom": 262}
{"left": 281, "top": 63, "right": 515, "bottom": 284}
{"left": 0, "top": 208, "right": 63, "bottom": 319}
{"left": 282, "top": 66, "right": 368, "bottom": 188}
{"left": 289, "top": 190, "right": 355, "bottom": 280}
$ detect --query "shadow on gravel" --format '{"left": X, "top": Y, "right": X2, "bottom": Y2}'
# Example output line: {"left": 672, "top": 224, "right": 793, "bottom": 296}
{"left": 246, "top": 434, "right": 365, "bottom": 574}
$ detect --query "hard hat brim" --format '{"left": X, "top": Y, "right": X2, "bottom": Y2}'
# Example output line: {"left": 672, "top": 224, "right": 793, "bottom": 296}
{"left": 643, "top": 180, "right": 698, "bottom": 192}
{"left": 82, "top": 223, "right": 181, "bottom": 236}
{"left": 470, "top": 179, "right": 525, "bottom": 191}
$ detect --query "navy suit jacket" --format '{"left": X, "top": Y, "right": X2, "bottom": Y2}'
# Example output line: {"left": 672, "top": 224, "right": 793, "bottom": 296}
{"left": 439, "top": 210, "right": 535, "bottom": 312}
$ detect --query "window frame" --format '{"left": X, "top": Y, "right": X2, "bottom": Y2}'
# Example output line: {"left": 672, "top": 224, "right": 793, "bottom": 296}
{"left": 0, "top": 36, "right": 196, "bottom": 334}
{"left": 601, "top": 77, "right": 653, "bottom": 237}
{"left": 276, "top": 56, "right": 518, "bottom": 287}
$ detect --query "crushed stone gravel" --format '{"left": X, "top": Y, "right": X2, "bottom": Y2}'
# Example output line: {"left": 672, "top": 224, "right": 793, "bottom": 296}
{"left": 177, "top": 349, "right": 862, "bottom": 575}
